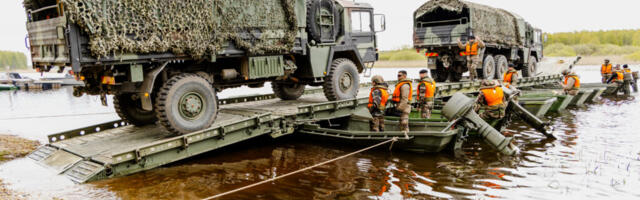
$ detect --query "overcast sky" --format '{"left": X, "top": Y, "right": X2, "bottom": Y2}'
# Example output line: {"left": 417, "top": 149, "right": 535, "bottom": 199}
{"left": 1, "top": 0, "right": 637, "bottom": 59}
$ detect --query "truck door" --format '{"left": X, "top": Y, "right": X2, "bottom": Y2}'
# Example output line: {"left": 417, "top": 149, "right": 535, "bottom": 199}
{"left": 349, "top": 9, "right": 376, "bottom": 63}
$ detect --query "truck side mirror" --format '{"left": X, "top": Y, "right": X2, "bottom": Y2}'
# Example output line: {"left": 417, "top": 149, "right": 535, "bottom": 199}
{"left": 543, "top": 34, "right": 548, "bottom": 43}
{"left": 374, "top": 14, "right": 386, "bottom": 32}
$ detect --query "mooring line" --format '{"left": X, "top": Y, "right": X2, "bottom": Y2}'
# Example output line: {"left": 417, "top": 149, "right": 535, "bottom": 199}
{"left": 202, "top": 137, "right": 399, "bottom": 200}
{"left": 0, "top": 112, "right": 116, "bottom": 120}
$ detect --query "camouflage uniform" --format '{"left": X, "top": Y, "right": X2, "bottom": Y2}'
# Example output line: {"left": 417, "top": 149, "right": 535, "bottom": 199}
{"left": 417, "top": 77, "right": 435, "bottom": 119}
{"left": 395, "top": 79, "right": 412, "bottom": 132}
{"left": 458, "top": 39, "right": 486, "bottom": 81}
{"left": 622, "top": 68, "right": 633, "bottom": 95}
{"left": 563, "top": 73, "right": 580, "bottom": 96}
{"left": 369, "top": 84, "right": 388, "bottom": 132}
{"left": 476, "top": 85, "right": 507, "bottom": 122}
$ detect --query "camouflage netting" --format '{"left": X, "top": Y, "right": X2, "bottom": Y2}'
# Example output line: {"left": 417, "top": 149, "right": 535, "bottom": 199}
{"left": 415, "top": 0, "right": 521, "bottom": 46}
{"left": 27, "top": 0, "right": 297, "bottom": 59}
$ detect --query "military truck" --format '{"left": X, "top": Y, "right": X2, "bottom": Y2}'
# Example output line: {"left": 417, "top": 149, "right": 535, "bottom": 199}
{"left": 24, "top": 0, "right": 385, "bottom": 134}
{"left": 413, "top": 0, "right": 543, "bottom": 82}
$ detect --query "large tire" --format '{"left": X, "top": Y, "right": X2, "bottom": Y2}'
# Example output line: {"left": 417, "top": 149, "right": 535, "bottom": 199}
{"left": 273, "top": 82, "right": 306, "bottom": 100}
{"left": 480, "top": 55, "right": 496, "bottom": 80}
{"left": 323, "top": 58, "right": 360, "bottom": 101}
{"left": 522, "top": 56, "right": 538, "bottom": 77}
{"left": 495, "top": 55, "right": 509, "bottom": 80}
{"left": 114, "top": 93, "right": 157, "bottom": 126}
{"left": 306, "top": 0, "right": 339, "bottom": 43}
{"left": 155, "top": 74, "right": 218, "bottom": 135}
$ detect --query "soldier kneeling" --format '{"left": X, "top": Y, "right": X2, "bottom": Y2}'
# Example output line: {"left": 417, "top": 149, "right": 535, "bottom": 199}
{"left": 367, "top": 75, "right": 389, "bottom": 132}
{"left": 475, "top": 80, "right": 507, "bottom": 123}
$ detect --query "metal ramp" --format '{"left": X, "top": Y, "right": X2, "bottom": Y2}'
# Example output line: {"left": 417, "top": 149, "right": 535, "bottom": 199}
{"left": 28, "top": 75, "right": 563, "bottom": 183}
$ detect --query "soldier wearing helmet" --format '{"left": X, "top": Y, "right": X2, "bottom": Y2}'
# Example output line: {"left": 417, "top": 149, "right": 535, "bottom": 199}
{"left": 601, "top": 59, "right": 612, "bottom": 83}
{"left": 562, "top": 69, "right": 580, "bottom": 96}
{"left": 416, "top": 69, "right": 436, "bottom": 119}
{"left": 502, "top": 64, "right": 518, "bottom": 89}
{"left": 475, "top": 80, "right": 507, "bottom": 122}
{"left": 367, "top": 75, "right": 389, "bottom": 132}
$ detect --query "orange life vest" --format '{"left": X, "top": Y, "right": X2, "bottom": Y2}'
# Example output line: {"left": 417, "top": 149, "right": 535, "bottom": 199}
{"left": 392, "top": 81, "right": 412, "bottom": 103}
{"left": 417, "top": 80, "right": 436, "bottom": 100}
{"left": 368, "top": 87, "right": 389, "bottom": 109}
{"left": 624, "top": 69, "right": 632, "bottom": 73}
{"left": 615, "top": 71, "right": 624, "bottom": 81}
{"left": 564, "top": 75, "right": 581, "bottom": 88}
{"left": 601, "top": 64, "right": 612, "bottom": 74}
{"left": 465, "top": 42, "right": 479, "bottom": 56}
{"left": 481, "top": 86, "right": 504, "bottom": 107}
{"left": 503, "top": 71, "right": 516, "bottom": 87}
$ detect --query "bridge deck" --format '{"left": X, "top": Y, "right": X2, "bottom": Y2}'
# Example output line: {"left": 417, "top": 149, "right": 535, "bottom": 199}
{"left": 28, "top": 75, "right": 562, "bottom": 183}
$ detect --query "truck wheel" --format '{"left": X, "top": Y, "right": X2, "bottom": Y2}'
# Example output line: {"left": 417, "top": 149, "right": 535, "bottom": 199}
{"left": 495, "top": 55, "right": 509, "bottom": 79}
{"left": 307, "top": 0, "right": 339, "bottom": 43}
{"left": 273, "top": 82, "right": 306, "bottom": 100}
{"left": 522, "top": 57, "right": 538, "bottom": 77}
{"left": 323, "top": 58, "right": 360, "bottom": 101}
{"left": 155, "top": 74, "right": 218, "bottom": 135}
{"left": 480, "top": 55, "right": 496, "bottom": 80}
{"left": 114, "top": 93, "right": 157, "bottom": 126}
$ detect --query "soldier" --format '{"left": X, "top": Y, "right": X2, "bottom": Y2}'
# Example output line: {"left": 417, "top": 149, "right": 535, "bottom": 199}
{"left": 621, "top": 64, "right": 633, "bottom": 95}
{"left": 458, "top": 35, "right": 485, "bottom": 81}
{"left": 562, "top": 69, "right": 580, "bottom": 96}
{"left": 392, "top": 70, "right": 413, "bottom": 132}
{"left": 475, "top": 80, "right": 507, "bottom": 122}
{"left": 367, "top": 75, "right": 389, "bottom": 132}
{"left": 502, "top": 64, "right": 518, "bottom": 89}
{"left": 601, "top": 59, "right": 613, "bottom": 83}
{"left": 416, "top": 69, "right": 436, "bottom": 119}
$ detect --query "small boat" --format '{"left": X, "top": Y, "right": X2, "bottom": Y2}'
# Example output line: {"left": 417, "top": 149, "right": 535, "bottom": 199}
{"left": 300, "top": 108, "right": 462, "bottom": 153}
{"left": 0, "top": 84, "right": 18, "bottom": 91}
{"left": 522, "top": 90, "right": 574, "bottom": 112}
{"left": 570, "top": 89, "right": 594, "bottom": 107}
{"left": 518, "top": 97, "right": 558, "bottom": 118}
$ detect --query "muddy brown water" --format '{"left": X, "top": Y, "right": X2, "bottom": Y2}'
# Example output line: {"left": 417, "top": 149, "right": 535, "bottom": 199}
{"left": 1, "top": 66, "right": 639, "bottom": 199}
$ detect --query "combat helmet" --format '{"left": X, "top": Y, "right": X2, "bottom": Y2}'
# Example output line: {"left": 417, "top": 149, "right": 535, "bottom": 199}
{"left": 561, "top": 69, "right": 570, "bottom": 76}
{"left": 481, "top": 80, "right": 495, "bottom": 87}
{"left": 371, "top": 75, "right": 385, "bottom": 84}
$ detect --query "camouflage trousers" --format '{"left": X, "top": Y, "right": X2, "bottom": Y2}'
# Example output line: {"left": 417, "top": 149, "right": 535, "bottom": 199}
{"left": 467, "top": 57, "right": 481, "bottom": 80}
{"left": 418, "top": 100, "right": 434, "bottom": 119}
{"left": 564, "top": 89, "right": 579, "bottom": 96}
{"left": 601, "top": 74, "right": 611, "bottom": 83}
{"left": 400, "top": 113, "right": 410, "bottom": 132}
{"left": 370, "top": 116, "right": 385, "bottom": 132}
{"left": 480, "top": 105, "right": 506, "bottom": 122}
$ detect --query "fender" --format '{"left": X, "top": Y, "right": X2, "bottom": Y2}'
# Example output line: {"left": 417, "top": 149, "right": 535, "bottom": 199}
{"left": 327, "top": 45, "right": 365, "bottom": 73}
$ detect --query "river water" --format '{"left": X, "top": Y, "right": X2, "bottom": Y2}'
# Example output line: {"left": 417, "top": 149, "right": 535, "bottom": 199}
{"left": 0, "top": 65, "right": 639, "bottom": 199}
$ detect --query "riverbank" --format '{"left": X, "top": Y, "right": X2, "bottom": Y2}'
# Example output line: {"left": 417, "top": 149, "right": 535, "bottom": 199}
{"left": 0, "top": 134, "right": 40, "bottom": 200}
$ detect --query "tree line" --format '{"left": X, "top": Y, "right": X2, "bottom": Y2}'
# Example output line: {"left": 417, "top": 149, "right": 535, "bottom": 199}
{"left": 545, "top": 29, "right": 640, "bottom": 46}
{"left": 0, "top": 51, "right": 28, "bottom": 71}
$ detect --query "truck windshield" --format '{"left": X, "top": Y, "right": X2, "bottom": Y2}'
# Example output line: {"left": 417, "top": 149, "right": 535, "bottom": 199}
{"left": 351, "top": 11, "right": 372, "bottom": 32}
